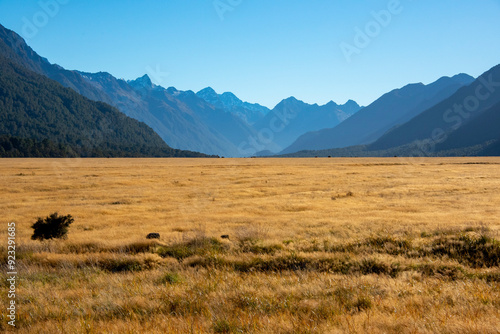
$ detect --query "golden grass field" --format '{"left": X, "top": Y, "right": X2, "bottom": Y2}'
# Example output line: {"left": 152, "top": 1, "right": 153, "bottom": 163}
{"left": 1, "top": 157, "right": 500, "bottom": 333}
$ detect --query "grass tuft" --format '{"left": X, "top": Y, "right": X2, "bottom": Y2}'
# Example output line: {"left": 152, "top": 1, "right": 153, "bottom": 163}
{"left": 157, "top": 237, "right": 227, "bottom": 261}
{"left": 158, "top": 271, "right": 183, "bottom": 285}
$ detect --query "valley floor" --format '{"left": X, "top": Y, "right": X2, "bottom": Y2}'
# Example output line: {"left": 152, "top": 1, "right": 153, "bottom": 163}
{"left": 1, "top": 158, "right": 499, "bottom": 333}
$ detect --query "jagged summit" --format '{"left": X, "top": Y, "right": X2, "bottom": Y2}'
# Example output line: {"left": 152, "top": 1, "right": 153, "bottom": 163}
{"left": 128, "top": 74, "right": 154, "bottom": 89}
{"left": 196, "top": 86, "right": 271, "bottom": 125}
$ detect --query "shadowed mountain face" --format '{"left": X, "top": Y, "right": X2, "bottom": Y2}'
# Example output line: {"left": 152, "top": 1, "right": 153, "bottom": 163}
{"left": 370, "top": 65, "right": 500, "bottom": 152}
{"left": 281, "top": 74, "right": 475, "bottom": 155}
{"left": 0, "top": 54, "right": 207, "bottom": 157}
{"left": 479, "top": 137, "right": 500, "bottom": 156}
{"left": 434, "top": 101, "right": 500, "bottom": 153}
{"left": 78, "top": 72, "right": 257, "bottom": 157}
{"left": 0, "top": 23, "right": 261, "bottom": 157}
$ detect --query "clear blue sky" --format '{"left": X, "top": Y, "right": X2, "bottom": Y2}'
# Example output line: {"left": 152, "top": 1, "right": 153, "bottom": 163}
{"left": 0, "top": 0, "right": 499, "bottom": 108}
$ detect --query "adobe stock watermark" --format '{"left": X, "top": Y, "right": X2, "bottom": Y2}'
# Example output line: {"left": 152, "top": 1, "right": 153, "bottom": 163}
{"left": 146, "top": 64, "right": 170, "bottom": 86}
{"left": 213, "top": 0, "right": 243, "bottom": 21}
{"left": 412, "top": 73, "right": 500, "bottom": 157}
{"left": 21, "top": 0, "right": 70, "bottom": 41}
{"left": 340, "top": 0, "right": 409, "bottom": 63}
{"left": 6, "top": 222, "right": 17, "bottom": 327}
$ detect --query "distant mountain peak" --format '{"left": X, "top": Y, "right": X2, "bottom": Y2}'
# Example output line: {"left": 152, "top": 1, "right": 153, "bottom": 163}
{"left": 220, "top": 91, "right": 240, "bottom": 101}
{"left": 197, "top": 86, "right": 217, "bottom": 95}
{"left": 424, "top": 74, "right": 475, "bottom": 93}
{"left": 196, "top": 88, "right": 272, "bottom": 124}
{"left": 196, "top": 87, "right": 221, "bottom": 108}
{"left": 219, "top": 92, "right": 245, "bottom": 108}
{"left": 325, "top": 100, "right": 338, "bottom": 107}
{"left": 197, "top": 87, "right": 219, "bottom": 100}
{"left": 403, "top": 82, "right": 425, "bottom": 89}
{"left": 78, "top": 71, "right": 115, "bottom": 82}
{"left": 282, "top": 96, "right": 300, "bottom": 103}
{"left": 450, "top": 73, "right": 475, "bottom": 84}
{"left": 166, "top": 86, "right": 179, "bottom": 95}
{"left": 138, "top": 74, "right": 153, "bottom": 85}
{"left": 342, "top": 99, "right": 361, "bottom": 108}
{"left": 128, "top": 74, "right": 154, "bottom": 90}
{"left": 277, "top": 97, "right": 360, "bottom": 110}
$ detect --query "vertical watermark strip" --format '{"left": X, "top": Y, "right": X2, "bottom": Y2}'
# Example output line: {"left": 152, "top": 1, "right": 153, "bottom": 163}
{"left": 6, "top": 222, "right": 17, "bottom": 327}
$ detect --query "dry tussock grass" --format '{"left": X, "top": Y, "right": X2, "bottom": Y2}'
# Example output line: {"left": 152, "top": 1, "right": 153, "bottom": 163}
{"left": 0, "top": 157, "right": 499, "bottom": 333}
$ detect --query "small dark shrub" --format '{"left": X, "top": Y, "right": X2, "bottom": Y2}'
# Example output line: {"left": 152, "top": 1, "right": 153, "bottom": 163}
{"left": 428, "top": 234, "right": 500, "bottom": 268}
{"left": 31, "top": 212, "right": 74, "bottom": 241}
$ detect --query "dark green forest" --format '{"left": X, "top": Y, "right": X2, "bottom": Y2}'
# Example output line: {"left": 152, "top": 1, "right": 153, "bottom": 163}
{"left": 0, "top": 55, "right": 210, "bottom": 158}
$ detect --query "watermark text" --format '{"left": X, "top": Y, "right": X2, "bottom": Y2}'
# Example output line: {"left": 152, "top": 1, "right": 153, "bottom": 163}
{"left": 6, "top": 222, "right": 17, "bottom": 327}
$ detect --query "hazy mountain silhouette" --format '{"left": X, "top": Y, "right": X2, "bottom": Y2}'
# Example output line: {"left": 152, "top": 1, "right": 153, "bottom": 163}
{"left": 280, "top": 65, "right": 500, "bottom": 158}
{"left": 282, "top": 74, "right": 474, "bottom": 154}
{"left": 79, "top": 71, "right": 255, "bottom": 156}
{"left": 197, "top": 87, "right": 270, "bottom": 125}
{"left": 250, "top": 97, "right": 361, "bottom": 153}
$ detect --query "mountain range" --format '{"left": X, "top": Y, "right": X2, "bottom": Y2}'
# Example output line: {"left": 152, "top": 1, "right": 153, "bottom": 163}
{"left": 280, "top": 65, "right": 500, "bottom": 157}
{"left": 196, "top": 87, "right": 270, "bottom": 125}
{"left": 0, "top": 23, "right": 365, "bottom": 157}
{"left": 1, "top": 22, "right": 499, "bottom": 158}
{"left": 370, "top": 65, "right": 500, "bottom": 152}
{"left": 0, "top": 54, "right": 205, "bottom": 157}
{"left": 281, "top": 74, "right": 475, "bottom": 154}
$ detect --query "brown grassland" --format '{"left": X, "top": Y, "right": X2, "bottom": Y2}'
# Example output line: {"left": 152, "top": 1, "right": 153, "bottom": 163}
{"left": 1, "top": 157, "right": 500, "bottom": 333}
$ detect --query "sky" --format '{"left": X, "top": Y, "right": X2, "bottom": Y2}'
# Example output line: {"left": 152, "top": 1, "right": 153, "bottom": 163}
{"left": 0, "top": 0, "right": 499, "bottom": 109}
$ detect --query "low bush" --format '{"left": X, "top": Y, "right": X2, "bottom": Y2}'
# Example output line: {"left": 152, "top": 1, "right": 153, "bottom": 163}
{"left": 31, "top": 212, "right": 74, "bottom": 241}
{"left": 425, "top": 234, "right": 500, "bottom": 268}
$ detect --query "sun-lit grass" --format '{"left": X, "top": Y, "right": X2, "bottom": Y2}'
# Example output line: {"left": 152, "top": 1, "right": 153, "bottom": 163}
{"left": 1, "top": 157, "right": 499, "bottom": 333}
